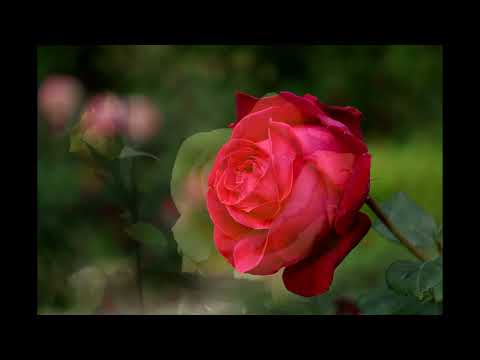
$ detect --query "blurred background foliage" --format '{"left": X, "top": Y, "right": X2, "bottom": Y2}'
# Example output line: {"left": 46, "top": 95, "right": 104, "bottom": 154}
{"left": 37, "top": 45, "right": 442, "bottom": 314}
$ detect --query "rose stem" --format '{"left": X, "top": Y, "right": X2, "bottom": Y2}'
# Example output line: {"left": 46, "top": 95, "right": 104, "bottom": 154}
{"left": 130, "top": 157, "right": 144, "bottom": 314}
{"left": 365, "top": 197, "right": 429, "bottom": 262}
{"left": 435, "top": 237, "right": 443, "bottom": 254}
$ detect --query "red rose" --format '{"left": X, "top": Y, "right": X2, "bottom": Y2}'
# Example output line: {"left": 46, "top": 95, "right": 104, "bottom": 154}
{"left": 206, "top": 91, "right": 371, "bottom": 297}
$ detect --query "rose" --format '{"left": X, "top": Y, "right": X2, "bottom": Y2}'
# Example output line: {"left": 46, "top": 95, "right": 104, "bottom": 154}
{"left": 38, "top": 74, "right": 84, "bottom": 130}
{"left": 126, "top": 96, "right": 162, "bottom": 143}
{"left": 70, "top": 93, "right": 127, "bottom": 159}
{"left": 206, "top": 91, "right": 372, "bottom": 297}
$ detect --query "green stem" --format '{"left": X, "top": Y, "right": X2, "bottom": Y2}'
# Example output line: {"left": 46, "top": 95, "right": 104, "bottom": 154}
{"left": 435, "top": 237, "right": 443, "bottom": 254}
{"left": 130, "top": 158, "right": 144, "bottom": 314}
{"left": 366, "top": 197, "right": 430, "bottom": 262}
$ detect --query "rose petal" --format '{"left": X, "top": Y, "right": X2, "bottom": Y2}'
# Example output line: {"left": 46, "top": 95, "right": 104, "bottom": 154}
{"left": 232, "top": 93, "right": 288, "bottom": 129}
{"left": 263, "top": 162, "right": 337, "bottom": 269}
{"left": 279, "top": 91, "right": 367, "bottom": 154}
{"left": 236, "top": 162, "right": 333, "bottom": 275}
{"left": 250, "top": 94, "right": 288, "bottom": 112}
{"left": 234, "top": 166, "right": 279, "bottom": 211}
{"left": 226, "top": 201, "right": 280, "bottom": 229}
{"left": 303, "top": 93, "right": 364, "bottom": 139}
{"left": 307, "top": 150, "right": 355, "bottom": 187}
{"left": 206, "top": 188, "right": 250, "bottom": 238}
{"left": 217, "top": 167, "right": 263, "bottom": 206}
{"left": 232, "top": 230, "right": 270, "bottom": 273}
{"left": 282, "top": 212, "right": 371, "bottom": 297}
{"left": 209, "top": 138, "right": 267, "bottom": 186}
{"left": 317, "top": 103, "right": 364, "bottom": 139}
{"left": 232, "top": 99, "right": 307, "bottom": 142}
{"left": 231, "top": 106, "right": 276, "bottom": 142}
{"left": 233, "top": 91, "right": 258, "bottom": 125}
{"left": 268, "top": 121, "right": 301, "bottom": 201}
{"left": 213, "top": 226, "right": 238, "bottom": 266}
{"left": 307, "top": 150, "right": 356, "bottom": 226}
{"left": 335, "top": 153, "right": 371, "bottom": 235}
{"left": 294, "top": 125, "right": 354, "bottom": 155}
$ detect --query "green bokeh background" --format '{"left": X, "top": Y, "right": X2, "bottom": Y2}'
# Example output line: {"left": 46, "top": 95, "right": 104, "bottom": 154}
{"left": 37, "top": 45, "right": 442, "bottom": 314}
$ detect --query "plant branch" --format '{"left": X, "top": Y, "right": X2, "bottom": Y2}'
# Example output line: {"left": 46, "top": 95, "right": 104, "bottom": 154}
{"left": 366, "top": 197, "right": 430, "bottom": 262}
{"left": 130, "top": 157, "right": 144, "bottom": 314}
{"left": 435, "top": 237, "right": 443, "bottom": 254}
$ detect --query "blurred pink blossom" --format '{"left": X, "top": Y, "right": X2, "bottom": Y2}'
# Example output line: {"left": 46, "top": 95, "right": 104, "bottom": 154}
{"left": 126, "top": 96, "right": 162, "bottom": 143}
{"left": 80, "top": 93, "right": 128, "bottom": 136}
{"left": 38, "top": 74, "right": 84, "bottom": 130}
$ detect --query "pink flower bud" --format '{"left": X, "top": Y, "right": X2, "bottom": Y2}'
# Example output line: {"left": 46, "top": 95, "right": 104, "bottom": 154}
{"left": 81, "top": 93, "right": 128, "bottom": 137}
{"left": 38, "top": 75, "right": 83, "bottom": 130}
{"left": 126, "top": 96, "right": 162, "bottom": 143}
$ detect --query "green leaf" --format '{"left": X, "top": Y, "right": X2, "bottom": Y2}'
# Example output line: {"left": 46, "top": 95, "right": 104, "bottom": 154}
{"left": 119, "top": 146, "right": 160, "bottom": 161}
{"left": 432, "top": 281, "right": 443, "bottom": 303}
{"left": 434, "top": 224, "right": 443, "bottom": 251}
{"left": 81, "top": 141, "right": 131, "bottom": 207}
{"left": 171, "top": 128, "right": 231, "bottom": 214}
{"left": 83, "top": 141, "right": 117, "bottom": 173}
{"left": 125, "top": 222, "right": 167, "bottom": 255}
{"left": 372, "top": 192, "right": 438, "bottom": 249}
{"left": 358, "top": 288, "right": 407, "bottom": 315}
{"left": 172, "top": 210, "right": 215, "bottom": 262}
{"left": 69, "top": 122, "right": 122, "bottom": 160}
{"left": 394, "top": 300, "right": 442, "bottom": 315}
{"left": 386, "top": 257, "right": 442, "bottom": 302}
{"left": 358, "top": 287, "right": 442, "bottom": 315}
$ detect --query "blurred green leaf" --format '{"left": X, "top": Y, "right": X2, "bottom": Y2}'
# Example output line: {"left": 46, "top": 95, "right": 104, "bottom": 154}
{"left": 358, "top": 288, "right": 406, "bottom": 315}
{"left": 81, "top": 141, "right": 132, "bottom": 209}
{"left": 358, "top": 287, "right": 442, "bottom": 315}
{"left": 172, "top": 210, "right": 214, "bottom": 262}
{"left": 119, "top": 146, "right": 160, "bottom": 161}
{"left": 373, "top": 192, "right": 438, "bottom": 249}
{"left": 125, "top": 222, "right": 167, "bottom": 255}
{"left": 171, "top": 128, "right": 231, "bottom": 214}
{"left": 386, "top": 257, "right": 442, "bottom": 302}
{"left": 432, "top": 281, "right": 443, "bottom": 303}
{"left": 69, "top": 122, "right": 122, "bottom": 160}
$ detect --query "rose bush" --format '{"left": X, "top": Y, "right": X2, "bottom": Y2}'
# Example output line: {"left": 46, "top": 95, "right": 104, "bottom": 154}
{"left": 206, "top": 91, "right": 372, "bottom": 297}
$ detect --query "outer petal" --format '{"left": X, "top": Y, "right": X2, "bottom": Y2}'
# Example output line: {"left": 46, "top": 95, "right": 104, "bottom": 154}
{"left": 279, "top": 91, "right": 367, "bottom": 154}
{"left": 232, "top": 98, "right": 307, "bottom": 142}
{"left": 226, "top": 201, "right": 280, "bottom": 229}
{"left": 307, "top": 150, "right": 355, "bottom": 187}
{"left": 317, "top": 103, "right": 364, "bottom": 140}
{"left": 335, "top": 153, "right": 371, "bottom": 235}
{"left": 282, "top": 212, "right": 371, "bottom": 297}
{"left": 307, "top": 150, "right": 355, "bottom": 225}
{"left": 236, "top": 162, "right": 332, "bottom": 275}
{"left": 230, "top": 92, "right": 289, "bottom": 130}
{"left": 215, "top": 225, "right": 270, "bottom": 272}
{"left": 206, "top": 188, "right": 250, "bottom": 238}
{"left": 231, "top": 106, "right": 277, "bottom": 142}
{"left": 293, "top": 125, "right": 354, "bottom": 156}
{"left": 268, "top": 121, "right": 301, "bottom": 201}
{"left": 302, "top": 93, "right": 364, "bottom": 140}
{"left": 232, "top": 230, "right": 271, "bottom": 273}
{"left": 213, "top": 225, "right": 237, "bottom": 266}
{"left": 233, "top": 92, "right": 258, "bottom": 126}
